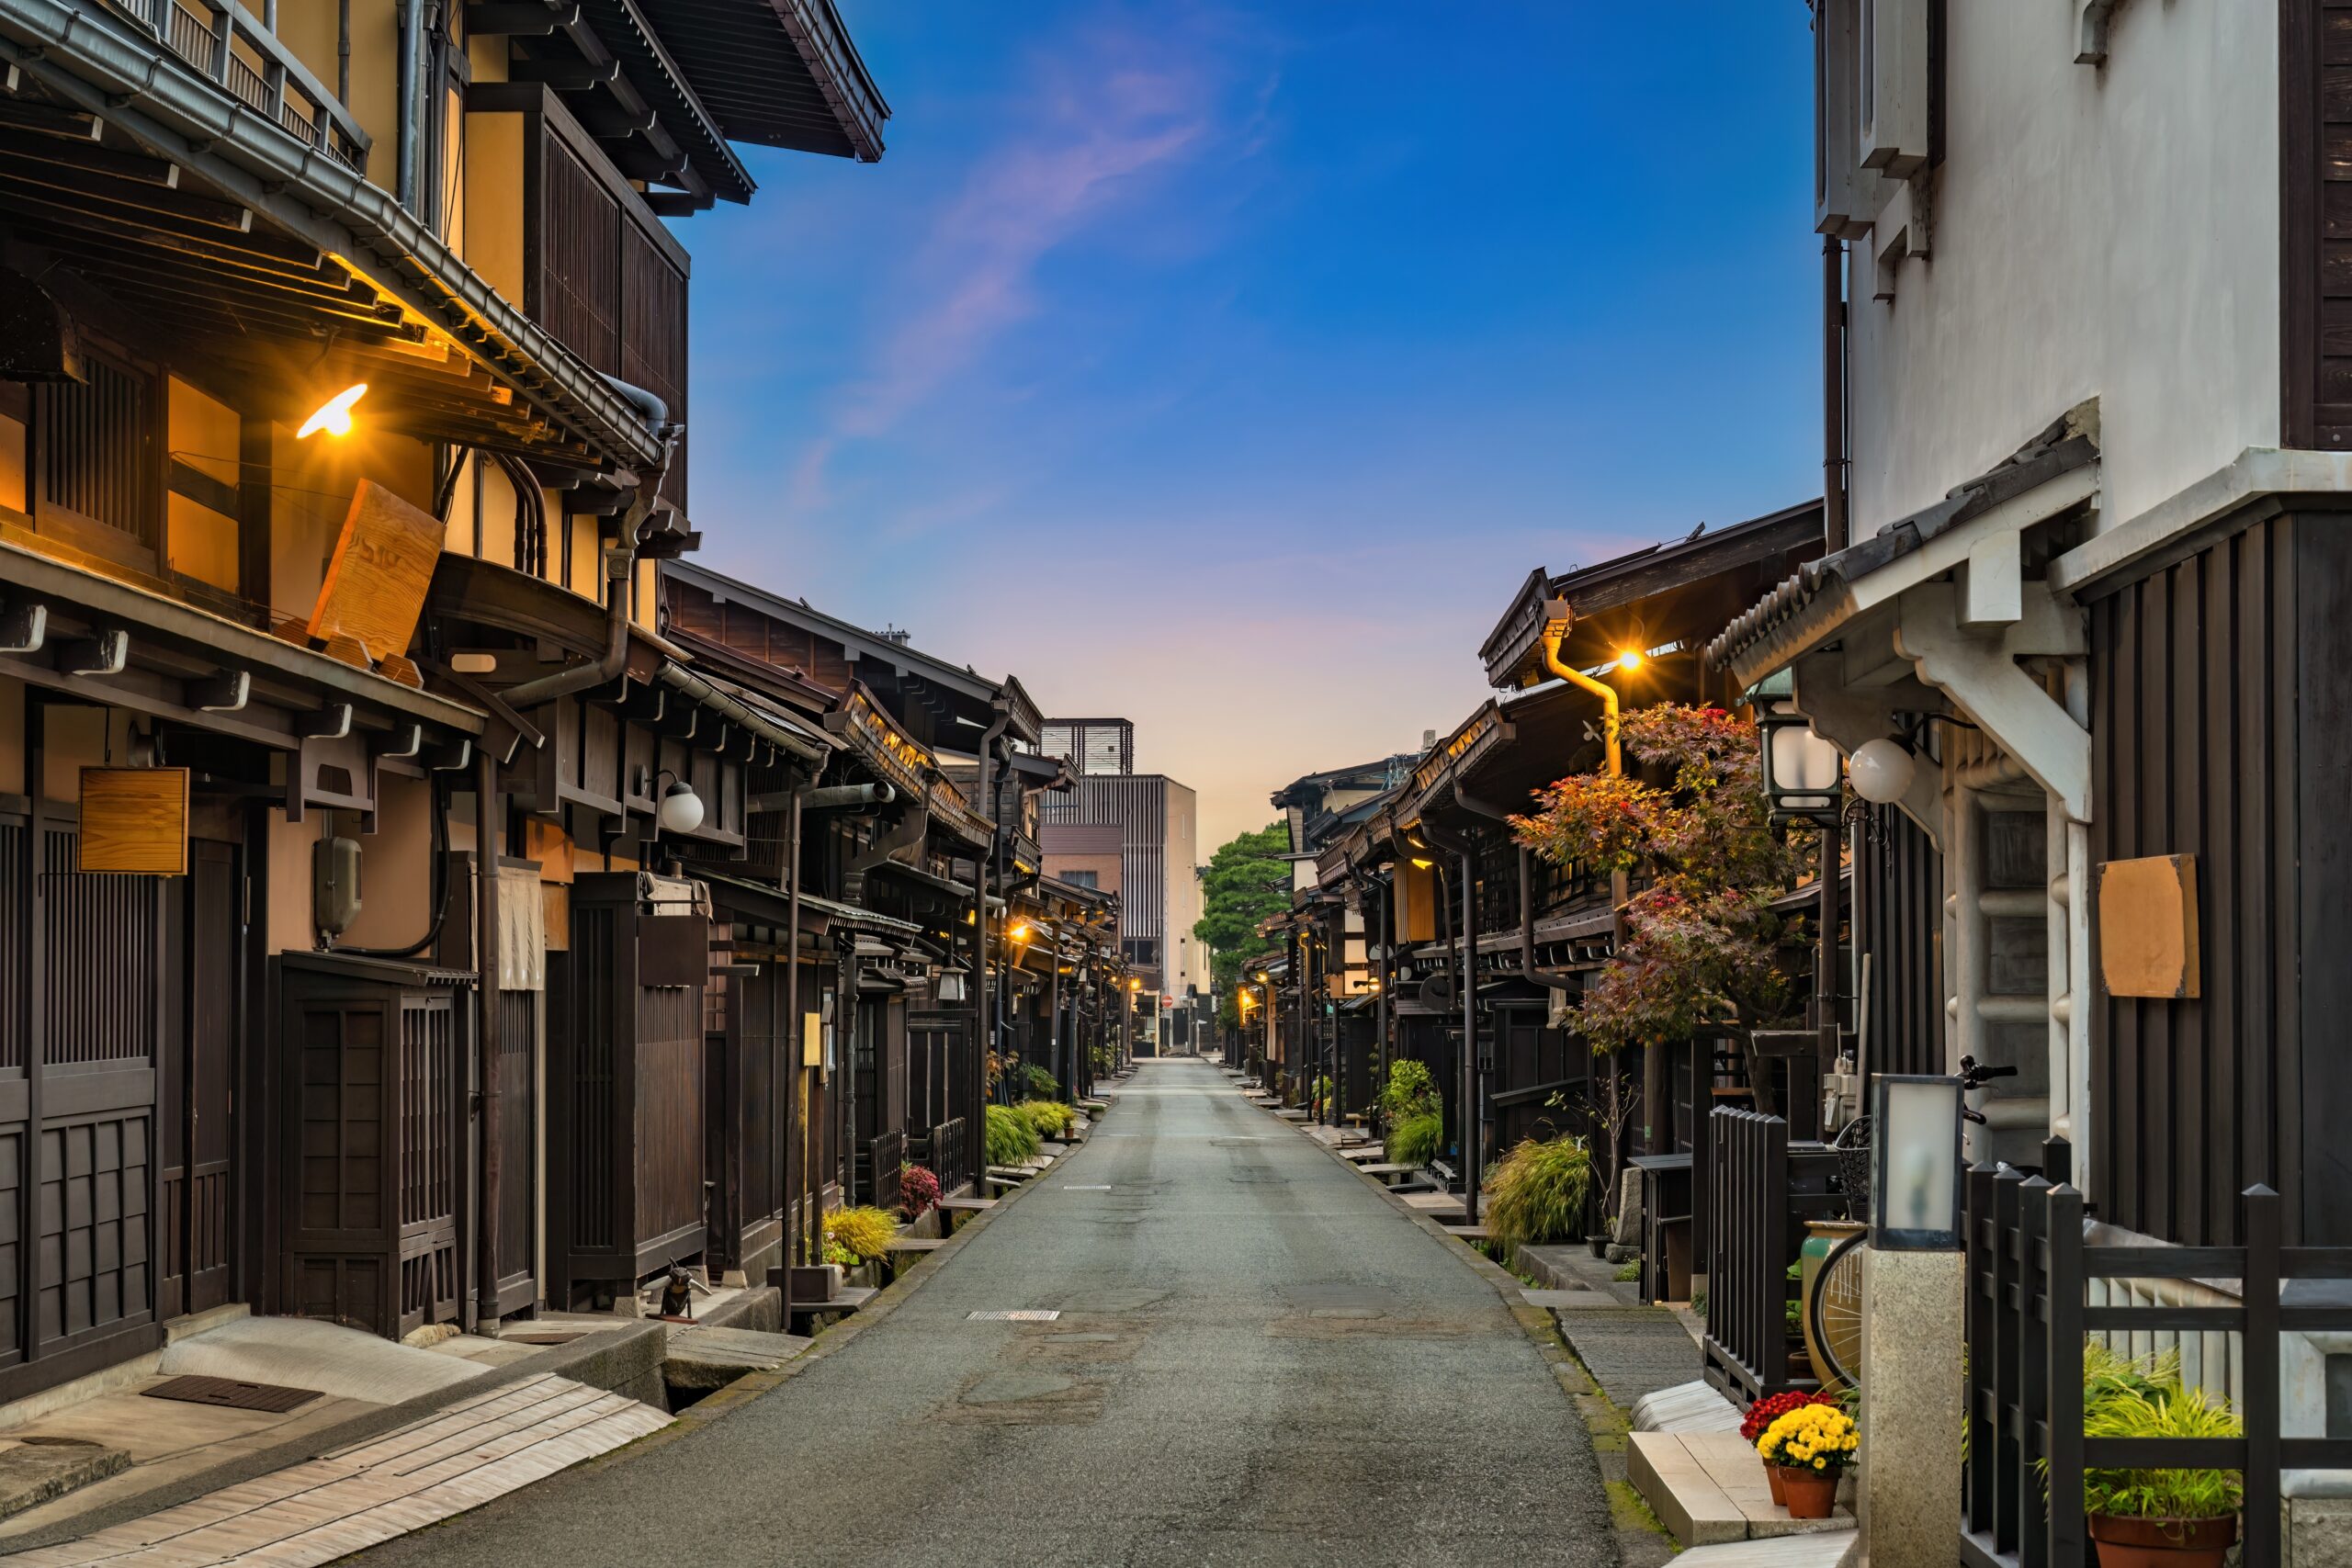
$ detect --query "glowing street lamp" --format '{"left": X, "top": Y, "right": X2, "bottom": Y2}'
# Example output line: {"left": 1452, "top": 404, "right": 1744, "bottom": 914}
{"left": 298, "top": 382, "right": 368, "bottom": 439}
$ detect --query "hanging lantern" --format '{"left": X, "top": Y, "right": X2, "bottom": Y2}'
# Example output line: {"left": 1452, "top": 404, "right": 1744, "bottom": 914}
{"left": 1752, "top": 674, "right": 1843, "bottom": 825}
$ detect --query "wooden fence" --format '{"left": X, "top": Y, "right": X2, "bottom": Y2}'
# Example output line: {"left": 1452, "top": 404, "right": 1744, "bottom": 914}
{"left": 865, "top": 1129, "right": 905, "bottom": 1216}
{"left": 1962, "top": 1154, "right": 2352, "bottom": 1568}
{"left": 1702, "top": 1107, "right": 1843, "bottom": 1407}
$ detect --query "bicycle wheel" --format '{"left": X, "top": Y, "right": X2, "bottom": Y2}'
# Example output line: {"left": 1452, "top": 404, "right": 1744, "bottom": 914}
{"left": 1808, "top": 1228, "right": 1867, "bottom": 1394}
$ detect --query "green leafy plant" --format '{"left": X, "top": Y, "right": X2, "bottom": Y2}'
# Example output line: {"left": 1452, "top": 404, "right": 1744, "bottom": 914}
{"left": 2079, "top": 1385, "right": 2243, "bottom": 1521}
{"left": 1381, "top": 1059, "right": 1435, "bottom": 1116}
{"left": 984, "top": 1102, "right": 1042, "bottom": 1166}
{"left": 1481, "top": 1134, "right": 1595, "bottom": 1256}
{"left": 1023, "top": 1064, "right": 1060, "bottom": 1100}
{"left": 822, "top": 1205, "right": 899, "bottom": 1262}
{"left": 1308, "top": 1074, "right": 1334, "bottom": 1110}
{"left": 823, "top": 1237, "right": 857, "bottom": 1268}
{"left": 1613, "top": 1260, "right": 1641, "bottom": 1282}
{"left": 1388, "top": 1111, "right": 1442, "bottom": 1168}
{"left": 1018, "top": 1100, "right": 1079, "bottom": 1140}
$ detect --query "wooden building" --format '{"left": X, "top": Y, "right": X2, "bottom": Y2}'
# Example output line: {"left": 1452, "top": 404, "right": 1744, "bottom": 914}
{"left": 0, "top": 0, "right": 887, "bottom": 1402}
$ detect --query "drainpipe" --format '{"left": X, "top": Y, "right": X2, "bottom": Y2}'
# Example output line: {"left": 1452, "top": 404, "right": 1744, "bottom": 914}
{"left": 1823, "top": 236, "right": 1849, "bottom": 554}
{"left": 780, "top": 781, "right": 804, "bottom": 1301}
{"left": 474, "top": 741, "right": 502, "bottom": 1329}
{"left": 970, "top": 709, "right": 1010, "bottom": 1192}
{"left": 841, "top": 797, "right": 925, "bottom": 907}
{"left": 1543, "top": 610, "right": 1649, "bottom": 1144}
{"left": 1421, "top": 813, "right": 1480, "bottom": 1224}
{"left": 503, "top": 413, "right": 678, "bottom": 716}
{"left": 396, "top": 0, "right": 422, "bottom": 211}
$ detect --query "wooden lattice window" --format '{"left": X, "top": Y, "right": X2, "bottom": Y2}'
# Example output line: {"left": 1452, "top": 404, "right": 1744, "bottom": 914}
{"left": 33, "top": 350, "right": 158, "bottom": 563}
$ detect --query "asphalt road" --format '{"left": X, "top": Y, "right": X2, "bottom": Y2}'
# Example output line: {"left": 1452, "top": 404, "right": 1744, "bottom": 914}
{"left": 354, "top": 1058, "right": 1617, "bottom": 1567}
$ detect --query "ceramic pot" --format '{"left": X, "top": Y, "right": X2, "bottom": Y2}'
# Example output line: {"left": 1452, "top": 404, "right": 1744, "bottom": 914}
{"left": 1778, "top": 1465, "right": 1838, "bottom": 1520}
{"left": 2086, "top": 1513, "right": 2237, "bottom": 1568}
{"left": 1764, "top": 1461, "right": 1787, "bottom": 1506}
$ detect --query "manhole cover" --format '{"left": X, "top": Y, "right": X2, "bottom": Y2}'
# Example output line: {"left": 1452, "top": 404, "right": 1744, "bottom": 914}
{"left": 966, "top": 1310, "right": 1060, "bottom": 1322}
{"left": 143, "top": 1375, "right": 322, "bottom": 1414}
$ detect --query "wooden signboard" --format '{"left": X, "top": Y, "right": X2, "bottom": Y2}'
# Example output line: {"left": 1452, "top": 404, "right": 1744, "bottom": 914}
{"left": 78, "top": 766, "right": 190, "bottom": 875}
{"left": 2098, "top": 853, "right": 2199, "bottom": 999}
{"left": 308, "top": 479, "right": 446, "bottom": 664}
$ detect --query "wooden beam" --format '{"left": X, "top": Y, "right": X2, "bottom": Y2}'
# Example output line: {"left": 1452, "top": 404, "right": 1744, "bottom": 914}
{"left": 508, "top": 56, "right": 619, "bottom": 90}
{"left": 465, "top": 2, "right": 578, "bottom": 35}
{"left": 0, "top": 127, "right": 180, "bottom": 186}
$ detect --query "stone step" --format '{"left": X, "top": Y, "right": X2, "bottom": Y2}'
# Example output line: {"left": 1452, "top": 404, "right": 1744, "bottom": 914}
{"left": 1628, "top": 1429, "right": 1854, "bottom": 1551}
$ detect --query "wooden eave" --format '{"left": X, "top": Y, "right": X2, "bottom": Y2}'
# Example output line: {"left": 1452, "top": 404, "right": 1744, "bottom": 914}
{"left": 0, "top": 8, "right": 662, "bottom": 470}
{"left": 1481, "top": 501, "right": 1827, "bottom": 688}
{"left": 0, "top": 530, "right": 481, "bottom": 752}
{"left": 639, "top": 0, "right": 888, "bottom": 163}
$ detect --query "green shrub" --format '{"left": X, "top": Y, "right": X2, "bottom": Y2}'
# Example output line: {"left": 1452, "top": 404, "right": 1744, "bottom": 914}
{"left": 985, "top": 1102, "right": 1042, "bottom": 1166}
{"left": 1381, "top": 1059, "right": 1437, "bottom": 1122}
{"left": 1388, "top": 1110, "right": 1442, "bottom": 1168}
{"left": 1482, "top": 1135, "right": 1594, "bottom": 1256}
{"left": 1023, "top": 1064, "right": 1060, "bottom": 1100}
{"left": 1019, "top": 1100, "right": 1078, "bottom": 1139}
{"left": 823, "top": 1205, "right": 899, "bottom": 1262}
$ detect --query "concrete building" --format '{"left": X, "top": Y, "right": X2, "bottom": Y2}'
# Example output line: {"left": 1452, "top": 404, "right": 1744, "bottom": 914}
{"left": 1035, "top": 720, "right": 1209, "bottom": 1042}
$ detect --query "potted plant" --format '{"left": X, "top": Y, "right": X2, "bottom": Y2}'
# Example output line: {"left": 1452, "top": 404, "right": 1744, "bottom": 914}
{"left": 1742, "top": 1391, "right": 1837, "bottom": 1504}
{"left": 1757, "top": 1400, "right": 1857, "bottom": 1519}
{"left": 2076, "top": 1385, "right": 2243, "bottom": 1566}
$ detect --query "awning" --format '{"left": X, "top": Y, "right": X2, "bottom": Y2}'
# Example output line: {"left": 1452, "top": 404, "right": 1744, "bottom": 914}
{"left": 1705, "top": 417, "right": 2099, "bottom": 692}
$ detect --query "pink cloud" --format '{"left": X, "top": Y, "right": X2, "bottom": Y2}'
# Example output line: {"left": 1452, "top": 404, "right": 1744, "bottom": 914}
{"left": 790, "top": 32, "right": 1216, "bottom": 516}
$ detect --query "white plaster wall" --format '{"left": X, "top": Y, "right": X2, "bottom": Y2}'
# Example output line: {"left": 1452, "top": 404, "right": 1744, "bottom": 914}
{"left": 1849, "top": 0, "right": 2278, "bottom": 534}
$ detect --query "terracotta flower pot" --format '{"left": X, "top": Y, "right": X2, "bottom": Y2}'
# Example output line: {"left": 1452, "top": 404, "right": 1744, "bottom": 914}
{"left": 2086, "top": 1513, "right": 2238, "bottom": 1568}
{"left": 1764, "top": 1461, "right": 1787, "bottom": 1506}
{"left": 1778, "top": 1465, "right": 1838, "bottom": 1520}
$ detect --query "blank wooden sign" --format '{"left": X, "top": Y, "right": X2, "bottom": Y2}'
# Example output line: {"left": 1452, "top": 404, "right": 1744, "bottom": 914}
{"left": 2098, "top": 853, "right": 2199, "bottom": 999}
{"left": 308, "top": 479, "right": 445, "bottom": 664}
{"left": 79, "top": 767, "right": 190, "bottom": 875}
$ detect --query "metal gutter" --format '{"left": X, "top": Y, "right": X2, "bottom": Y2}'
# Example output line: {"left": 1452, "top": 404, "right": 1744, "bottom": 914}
{"left": 0, "top": 0, "right": 664, "bottom": 469}
{"left": 657, "top": 662, "right": 831, "bottom": 766}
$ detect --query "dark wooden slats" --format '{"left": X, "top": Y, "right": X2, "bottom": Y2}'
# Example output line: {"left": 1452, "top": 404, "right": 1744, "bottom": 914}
{"left": 2087, "top": 517, "right": 2300, "bottom": 1245}
{"left": 1700, "top": 1108, "right": 1843, "bottom": 1409}
{"left": 1962, "top": 1165, "right": 2322, "bottom": 1568}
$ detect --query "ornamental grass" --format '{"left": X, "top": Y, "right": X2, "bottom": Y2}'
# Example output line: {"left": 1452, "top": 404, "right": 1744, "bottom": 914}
{"left": 1481, "top": 1134, "right": 1595, "bottom": 1257}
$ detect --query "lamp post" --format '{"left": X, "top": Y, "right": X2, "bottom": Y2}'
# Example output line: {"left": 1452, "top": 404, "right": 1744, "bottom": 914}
{"left": 1124, "top": 976, "right": 1139, "bottom": 1072}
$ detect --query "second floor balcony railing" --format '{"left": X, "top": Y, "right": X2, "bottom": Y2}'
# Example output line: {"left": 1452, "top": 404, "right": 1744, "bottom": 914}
{"left": 105, "top": 0, "right": 368, "bottom": 172}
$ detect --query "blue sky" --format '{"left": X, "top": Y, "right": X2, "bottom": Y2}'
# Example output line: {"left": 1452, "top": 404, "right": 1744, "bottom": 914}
{"left": 682, "top": 2, "right": 1821, "bottom": 851}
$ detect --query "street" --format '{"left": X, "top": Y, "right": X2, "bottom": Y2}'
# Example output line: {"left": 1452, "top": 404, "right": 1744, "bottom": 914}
{"left": 352, "top": 1059, "right": 1616, "bottom": 1568}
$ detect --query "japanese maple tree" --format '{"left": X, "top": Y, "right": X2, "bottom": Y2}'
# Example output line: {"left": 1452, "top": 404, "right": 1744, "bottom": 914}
{"left": 1510, "top": 704, "right": 1815, "bottom": 1055}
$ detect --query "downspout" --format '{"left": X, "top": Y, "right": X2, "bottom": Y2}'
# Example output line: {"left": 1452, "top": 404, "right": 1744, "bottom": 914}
{"left": 969, "top": 708, "right": 1010, "bottom": 1192}
{"left": 842, "top": 797, "right": 925, "bottom": 907}
{"left": 781, "top": 782, "right": 804, "bottom": 1297}
{"left": 473, "top": 740, "right": 502, "bottom": 1327}
{"left": 1543, "top": 610, "right": 1650, "bottom": 1145}
{"left": 396, "top": 0, "right": 422, "bottom": 212}
{"left": 503, "top": 449, "right": 676, "bottom": 716}
{"left": 1421, "top": 813, "right": 1479, "bottom": 1221}
{"left": 1823, "top": 236, "right": 1849, "bottom": 554}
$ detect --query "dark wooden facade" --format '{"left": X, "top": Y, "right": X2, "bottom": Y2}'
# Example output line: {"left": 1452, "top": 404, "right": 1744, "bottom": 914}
{"left": 2086, "top": 506, "right": 2310, "bottom": 1245}
{"left": 549, "top": 873, "right": 712, "bottom": 1307}
{"left": 1855, "top": 805, "right": 1944, "bottom": 1080}
{"left": 276, "top": 953, "right": 467, "bottom": 1339}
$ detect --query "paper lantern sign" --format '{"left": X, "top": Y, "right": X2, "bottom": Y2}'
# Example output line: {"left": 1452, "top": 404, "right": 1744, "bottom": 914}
{"left": 79, "top": 767, "right": 190, "bottom": 875}
{"left": 2098, "top": 853, "right": 2200, "bottom": 999}
{"left": 308, "top": 479, "right": 446, "bottom": 665}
